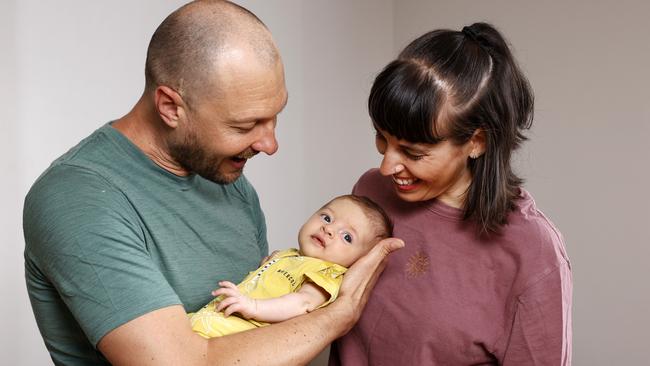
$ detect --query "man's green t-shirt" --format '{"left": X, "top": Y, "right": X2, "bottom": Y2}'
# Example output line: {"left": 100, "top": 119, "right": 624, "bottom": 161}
{"left": 23, "top": 123, "right": 268, "bottom": 365}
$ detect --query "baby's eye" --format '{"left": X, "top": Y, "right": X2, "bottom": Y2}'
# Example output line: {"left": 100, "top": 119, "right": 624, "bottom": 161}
{"left": 342, "top": 232, "right": 353, "bottom": 243}
{"left": 320, "top": 213, "right": 331, "bottom": 223}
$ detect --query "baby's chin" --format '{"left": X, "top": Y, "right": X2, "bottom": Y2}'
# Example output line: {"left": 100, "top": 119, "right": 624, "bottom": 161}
{"left": 297, "top": 246, "right": 332, "bottom": 263}
{"left": 297, "top": 247, "right": 322, "bottom": 260}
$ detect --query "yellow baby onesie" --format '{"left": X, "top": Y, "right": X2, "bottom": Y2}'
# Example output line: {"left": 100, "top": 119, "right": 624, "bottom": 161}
{"left": 189, "top": 249, "right": 347, "bottom": 338}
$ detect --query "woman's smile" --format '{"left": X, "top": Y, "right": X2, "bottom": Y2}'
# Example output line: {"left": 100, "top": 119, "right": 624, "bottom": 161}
{"left": 392, "top": 175, "right": 421, "bottom": 191}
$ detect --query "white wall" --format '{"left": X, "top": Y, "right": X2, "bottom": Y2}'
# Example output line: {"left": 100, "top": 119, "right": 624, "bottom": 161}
{"left": 393, "top": 1, "right": 650, "bottom": 364}
{"left": 3, "top": 1, "right": 648, "bottom": 365}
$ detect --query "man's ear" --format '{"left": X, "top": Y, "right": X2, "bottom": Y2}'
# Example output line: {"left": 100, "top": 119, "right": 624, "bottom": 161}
{"left": 154, "top": 86, "right": 186, "bottom": 129}
{"left": 469, "top": 128, "right": 486, "bottom": 158}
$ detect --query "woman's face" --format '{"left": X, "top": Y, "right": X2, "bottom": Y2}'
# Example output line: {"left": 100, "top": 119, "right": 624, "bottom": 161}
{"left": 375, "top": 128, "right": 477, "bottom": 208}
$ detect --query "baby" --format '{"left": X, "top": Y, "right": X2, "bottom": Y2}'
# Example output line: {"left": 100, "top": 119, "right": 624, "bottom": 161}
{"left": 190, "top": 194, "right": 392, "bottom": 338}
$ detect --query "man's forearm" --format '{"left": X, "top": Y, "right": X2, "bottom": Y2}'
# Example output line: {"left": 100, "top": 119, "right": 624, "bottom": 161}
{"left": 100, "top": 303, "right": 352, "bottom": 366}
{"left": 207, "top": 300, "right": 352, "bottom": 365}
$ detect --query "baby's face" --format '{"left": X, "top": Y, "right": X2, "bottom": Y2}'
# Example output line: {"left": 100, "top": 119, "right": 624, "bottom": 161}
{"left": 298, "top": 198, "right": 376, "bottom": 267}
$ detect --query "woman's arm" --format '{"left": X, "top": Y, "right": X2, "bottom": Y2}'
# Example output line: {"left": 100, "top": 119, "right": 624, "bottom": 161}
{"left": 214, "top": 281, "right": 329, "bottom": 322}
{"left": 501, "top": 262, "right": 572, "bottom": 365}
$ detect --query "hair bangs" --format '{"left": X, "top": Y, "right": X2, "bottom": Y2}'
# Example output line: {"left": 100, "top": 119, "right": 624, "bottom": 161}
{"left": 369, "top": 60, "right": 446, "bottom": 144}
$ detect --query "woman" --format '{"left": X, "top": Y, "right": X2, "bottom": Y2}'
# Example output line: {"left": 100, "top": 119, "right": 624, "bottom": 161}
{"left": 330, "top": 23, "right": 572, "bottom": 365}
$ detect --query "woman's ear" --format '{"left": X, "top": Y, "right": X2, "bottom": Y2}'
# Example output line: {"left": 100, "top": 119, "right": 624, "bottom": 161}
{"left": 154, "top": 86, "right": 186, "bottom": 129}
{"left": 468, "top": 129, "right": 486, "bottom": 159}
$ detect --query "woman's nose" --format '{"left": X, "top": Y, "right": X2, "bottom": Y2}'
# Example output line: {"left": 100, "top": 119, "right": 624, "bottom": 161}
{"left": 379, "top": 150, "right": 405, "bottom": 176}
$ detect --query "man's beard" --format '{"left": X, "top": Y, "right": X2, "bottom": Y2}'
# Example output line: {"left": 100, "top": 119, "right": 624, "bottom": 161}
{"left": 168, "top": 130, "right": 255, "bottom": 185}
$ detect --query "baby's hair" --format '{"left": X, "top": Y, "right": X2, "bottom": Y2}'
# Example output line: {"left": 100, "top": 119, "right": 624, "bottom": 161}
{"left": 327, "top": 194, "right": 393, "bottom": 243}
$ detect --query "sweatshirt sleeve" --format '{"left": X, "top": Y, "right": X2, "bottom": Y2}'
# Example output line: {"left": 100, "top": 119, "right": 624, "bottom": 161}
{"left": 501, "top": 262, "right": 573, "bottom": 365}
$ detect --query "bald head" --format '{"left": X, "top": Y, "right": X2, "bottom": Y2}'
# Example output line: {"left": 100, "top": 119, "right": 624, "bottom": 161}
{"left": 144, "top": 0, "right": 280, "bottom": 106}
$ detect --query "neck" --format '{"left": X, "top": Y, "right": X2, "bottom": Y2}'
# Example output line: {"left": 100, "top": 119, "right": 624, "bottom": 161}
{"left": 112, "top": 94, "right": 190, "bottom": 176}
{"left": 436, "top": 169, "right": 472, "bottom": 209}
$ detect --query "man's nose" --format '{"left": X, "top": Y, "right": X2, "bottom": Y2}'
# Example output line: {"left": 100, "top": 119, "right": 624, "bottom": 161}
{"left": 251, "top": 121, "right": 278, "bottom": 155}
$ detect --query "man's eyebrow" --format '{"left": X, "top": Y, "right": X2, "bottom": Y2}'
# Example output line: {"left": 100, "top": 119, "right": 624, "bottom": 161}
{"left": 230, "top": 92, "right": 289, "bottom": 125}
{"left": 232, "top": 92, "right": 289, "bottom": 124}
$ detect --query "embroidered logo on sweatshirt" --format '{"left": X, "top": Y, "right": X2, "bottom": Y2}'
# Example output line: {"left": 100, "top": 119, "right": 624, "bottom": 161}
{"left": 405, "top": 251, "right": 429, "bottom": 278}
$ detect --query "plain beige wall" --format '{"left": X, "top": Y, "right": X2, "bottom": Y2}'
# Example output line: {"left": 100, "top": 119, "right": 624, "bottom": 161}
{"left": 3, "top": 1, "right": 648, "bottom": 365}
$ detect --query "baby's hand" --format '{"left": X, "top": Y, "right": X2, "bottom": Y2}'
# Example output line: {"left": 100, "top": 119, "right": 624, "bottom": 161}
{"left": 212, "top": 281, "right": 258, "bottom": 319}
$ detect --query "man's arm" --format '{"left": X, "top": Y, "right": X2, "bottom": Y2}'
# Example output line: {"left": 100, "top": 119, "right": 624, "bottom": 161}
{"left": 98, "top": 238, "right": 404, "bottom": 366}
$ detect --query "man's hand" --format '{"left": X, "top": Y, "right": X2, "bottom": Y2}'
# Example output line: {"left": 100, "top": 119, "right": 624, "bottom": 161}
{"left": 213, "top": 281, "right": 258, "bottom": 319}
{"left": 330, "top": 237, "right": 404, "bottom": 329}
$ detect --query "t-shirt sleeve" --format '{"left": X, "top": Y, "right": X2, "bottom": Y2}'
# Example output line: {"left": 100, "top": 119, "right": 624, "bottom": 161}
{"left": 304, "top": 266, "right": 346, "bottom": 309}
{"left": 501, "top": 262, "right": 573, "bottom": 365}
{"left": 24, "top": 165, "right": 181, "bottom": 346}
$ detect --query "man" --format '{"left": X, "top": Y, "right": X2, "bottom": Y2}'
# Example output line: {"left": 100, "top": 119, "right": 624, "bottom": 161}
{"left": 23, "top": 1, "right": 403, "bottom": 365}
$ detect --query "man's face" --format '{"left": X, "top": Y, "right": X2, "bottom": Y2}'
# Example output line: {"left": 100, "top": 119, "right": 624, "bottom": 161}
{"left": 169, "top": 56, "right": 288, "bottom": 184}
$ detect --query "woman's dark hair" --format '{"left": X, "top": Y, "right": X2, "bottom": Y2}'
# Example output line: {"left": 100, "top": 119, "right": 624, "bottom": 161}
{"left": 369, "top": 22, "right": 534, "bottom": 234}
